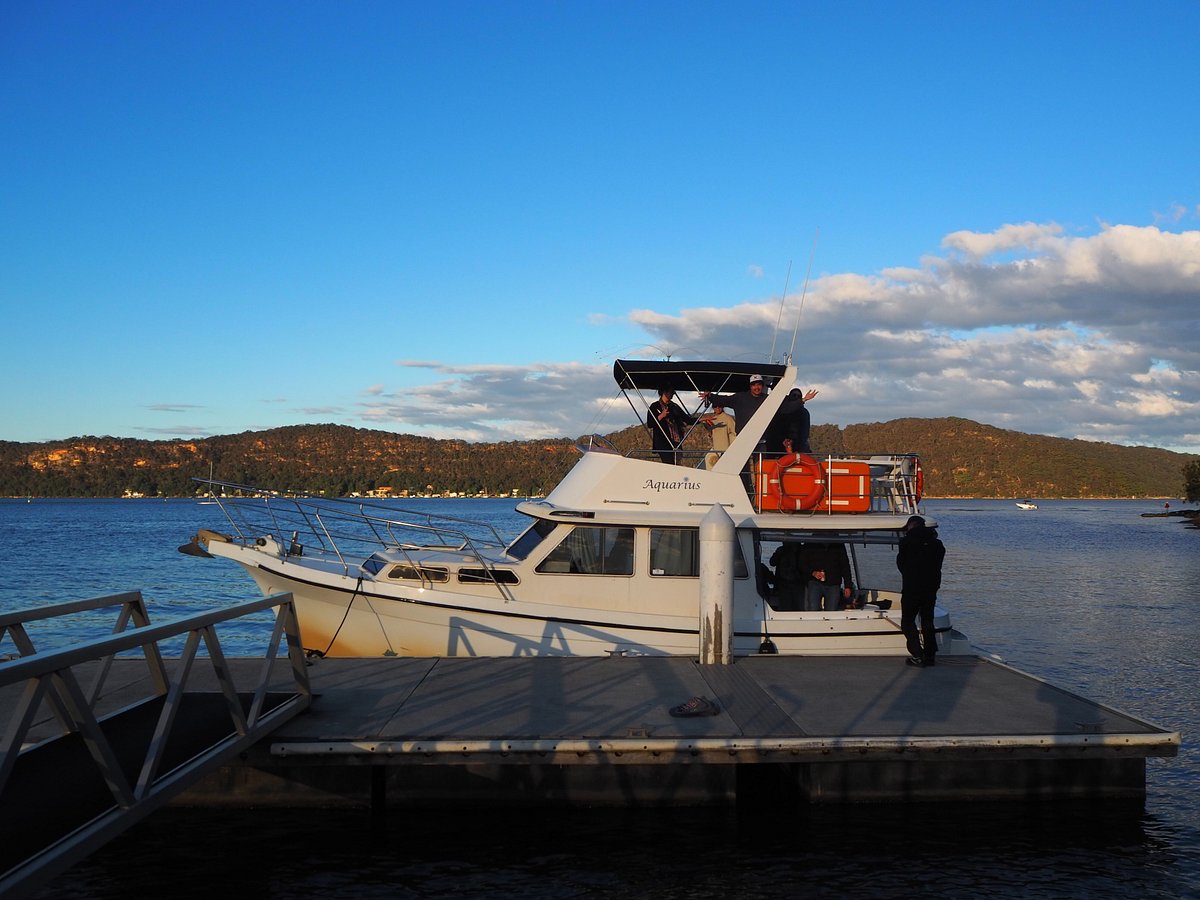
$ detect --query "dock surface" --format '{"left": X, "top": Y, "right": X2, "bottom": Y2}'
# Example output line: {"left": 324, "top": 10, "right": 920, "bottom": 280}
{"left": 7, "top": 653, "right": 1176, "bottom": 811}
{"left": 265, "top": 653, "right": 1166, "bottom": 749}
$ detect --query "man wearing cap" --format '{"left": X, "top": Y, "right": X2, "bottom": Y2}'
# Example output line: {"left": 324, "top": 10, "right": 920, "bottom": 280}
{"left": 701, "top": 373, "right": 770, "bottom": 434}
{"left": 896, "top": 515, "right": 946, "bottom": 667}
{"left": 699, "top": 375, "right": 775, "bottom": 492}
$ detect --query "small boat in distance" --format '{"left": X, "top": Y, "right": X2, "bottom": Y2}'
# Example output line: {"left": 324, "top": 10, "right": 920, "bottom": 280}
{"left": 183, "top": 359, "right": 970, "bottom": 659}
{"left": 1015, "top": 499, "right": 1038, "bottom": 510}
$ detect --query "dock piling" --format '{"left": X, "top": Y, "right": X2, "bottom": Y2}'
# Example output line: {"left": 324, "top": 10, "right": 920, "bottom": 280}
{"left": 699, "top": 504, "right": 736, "bottom": 664}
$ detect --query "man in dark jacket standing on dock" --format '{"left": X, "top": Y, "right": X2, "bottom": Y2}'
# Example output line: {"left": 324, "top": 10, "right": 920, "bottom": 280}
{"left": 896, "top": 515, "right": 945, "bottom": 667}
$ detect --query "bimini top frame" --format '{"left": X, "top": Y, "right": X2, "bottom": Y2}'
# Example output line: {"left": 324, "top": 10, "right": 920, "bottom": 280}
{"left": 613, "top": 360, "right": 789, "bottom": 394}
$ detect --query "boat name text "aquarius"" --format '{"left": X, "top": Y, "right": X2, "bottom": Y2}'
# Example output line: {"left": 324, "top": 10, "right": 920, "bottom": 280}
{"left": 643, "top": 477, "right": 701, "bottom": 492}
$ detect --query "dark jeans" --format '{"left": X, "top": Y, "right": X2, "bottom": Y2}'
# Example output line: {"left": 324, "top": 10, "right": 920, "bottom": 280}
{"left": 805, "top": 580, "right": 840, "bottom": 611}
{"left": 900, "top": 593, "right": 937, "bottom": 660}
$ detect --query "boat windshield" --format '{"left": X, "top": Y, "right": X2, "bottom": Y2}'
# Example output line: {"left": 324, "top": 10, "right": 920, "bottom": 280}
{"left": 506, "top": 519, "right": 557, "bottom": 560}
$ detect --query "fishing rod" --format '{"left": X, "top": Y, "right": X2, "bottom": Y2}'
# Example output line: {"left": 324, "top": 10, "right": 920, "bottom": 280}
{"left": 786, "top": 227, "right": 820, "bottom": 364}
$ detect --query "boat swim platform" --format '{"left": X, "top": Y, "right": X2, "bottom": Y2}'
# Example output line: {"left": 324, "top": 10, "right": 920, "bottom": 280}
{"left": 16, "top": 653, "right": 1175, "bottom": 811}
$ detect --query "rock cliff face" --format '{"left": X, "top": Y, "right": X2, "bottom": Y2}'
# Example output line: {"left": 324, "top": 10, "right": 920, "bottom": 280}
{"left": 0, "top": 419, "right": 1195, "bottom": 498}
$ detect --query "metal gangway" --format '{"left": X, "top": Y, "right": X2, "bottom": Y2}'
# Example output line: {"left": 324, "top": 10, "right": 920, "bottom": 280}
{"left": 0, "top": 591, "right": 312, "bottom": 898}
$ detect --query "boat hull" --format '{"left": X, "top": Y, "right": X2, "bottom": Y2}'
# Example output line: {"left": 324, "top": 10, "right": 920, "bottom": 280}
{"left": 217, "top": 543, "right": 965, "bottom": 658}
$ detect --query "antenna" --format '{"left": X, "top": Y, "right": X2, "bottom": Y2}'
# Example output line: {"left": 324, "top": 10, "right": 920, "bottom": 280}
{"left": 768, "top": 260, "right": 793, "bottom": 364}
{"left": 786, "top": 227, "right": 820, "bottom": 363}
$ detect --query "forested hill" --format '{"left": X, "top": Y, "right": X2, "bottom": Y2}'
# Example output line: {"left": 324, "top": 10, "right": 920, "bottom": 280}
{"left": 1, "top": 418, "right": 1194, "bottom": 499}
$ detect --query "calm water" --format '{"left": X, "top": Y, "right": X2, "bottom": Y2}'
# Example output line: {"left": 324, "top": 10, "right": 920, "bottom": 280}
{"left": 2, "top": 497, "right": 1198, "bottom": 898}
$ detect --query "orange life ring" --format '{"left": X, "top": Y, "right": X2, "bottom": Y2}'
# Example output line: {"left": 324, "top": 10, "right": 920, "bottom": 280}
{"left": 776, "top": 453, "right": 825, "bottom": 511}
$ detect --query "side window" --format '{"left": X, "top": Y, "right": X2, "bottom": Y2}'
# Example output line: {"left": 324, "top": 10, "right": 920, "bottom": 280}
{"left": 535, "top": 526, "right": 635, "bottom": 575}
{"left": 649, "top": 528, "right": 749, "bottom": 578}
{"left": 458, "top": 568, "right": 520, "bottom": 585}
{"left": 387, "top": 564, "right": 449, "bottom": 583}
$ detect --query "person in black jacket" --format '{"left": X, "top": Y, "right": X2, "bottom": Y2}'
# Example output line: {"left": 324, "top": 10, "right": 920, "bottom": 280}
{"left": 701, "top": 373, "right": 771, "bottom": 436}
{"left": 799, "top": 541, "right": 855, "bottom": 611}
{"left": 646, "top": 387, "right": 695, "bottom": 465}
{"left": 896, "top": 514, "right": 946, "bottom": 667}
{"left": 765, "top": 388, "right": 818, "bottom": 454}
{"left": 769, "top": 542, "right": 805, "bottom": 610}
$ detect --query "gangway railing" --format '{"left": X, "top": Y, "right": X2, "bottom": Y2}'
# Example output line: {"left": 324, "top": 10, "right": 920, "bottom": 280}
{"left": 0, "top": 591, "right": 311, "bottom": 898}
{"left": 0, "top": 592, "right": 169, "bottom": 714}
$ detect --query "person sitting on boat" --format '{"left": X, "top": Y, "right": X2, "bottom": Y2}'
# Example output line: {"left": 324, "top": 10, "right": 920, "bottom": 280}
{"left": 646, "top": 387, "right": 696, "bottom": 465}
{"left": 797, "top": 542, "right": 855, "bottom": 611}
{"left": 700, "top": 402, "right": 737, "bottom": 469}
{"left": 764, "top": 387, "right": 818, "bottom": 455}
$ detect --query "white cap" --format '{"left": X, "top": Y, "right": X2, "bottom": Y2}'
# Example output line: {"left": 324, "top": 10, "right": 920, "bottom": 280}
{"left": 749, "top": 374, "right": 764, "bottom": 384}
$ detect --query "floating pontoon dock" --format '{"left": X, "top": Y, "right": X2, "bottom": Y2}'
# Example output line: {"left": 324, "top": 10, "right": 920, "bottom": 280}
{"left": 187, "top": 653, "right": 1179, "bottom": 809}
{"left": 0, "top": 594, "right": 1181, "bottom": 896}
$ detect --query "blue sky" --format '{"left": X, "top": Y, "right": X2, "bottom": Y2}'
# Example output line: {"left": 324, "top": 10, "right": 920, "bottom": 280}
{"left": 3, "top": 1, "right": 1198, "bottom": 454}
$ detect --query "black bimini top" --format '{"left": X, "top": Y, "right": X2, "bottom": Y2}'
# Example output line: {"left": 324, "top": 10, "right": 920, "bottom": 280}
{"left": 613, "top": 360, "right": 789, "bottom": 394}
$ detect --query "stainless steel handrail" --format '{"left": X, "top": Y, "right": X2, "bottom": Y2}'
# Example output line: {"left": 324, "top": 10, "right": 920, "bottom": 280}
{"left": 198, "top": 479, "right": 509, "bottom": 546}
{"left": 200, "top": 480, "right": 517, "bottom": 600}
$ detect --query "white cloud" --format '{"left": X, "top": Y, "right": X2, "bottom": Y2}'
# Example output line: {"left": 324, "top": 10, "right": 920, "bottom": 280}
{"left": 354, "top": 222, "right": 1200, "bottom": 453}
{"left": 356, "top": 361, "right": 618, "bottom": 442}
{"left": 941, "top": 222, "right": 1064, "bottom": 259}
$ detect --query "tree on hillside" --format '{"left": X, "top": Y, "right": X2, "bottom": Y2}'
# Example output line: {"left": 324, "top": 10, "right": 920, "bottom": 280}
{"left": 1184, "top": 460, "right": 1200, "bottom": 503}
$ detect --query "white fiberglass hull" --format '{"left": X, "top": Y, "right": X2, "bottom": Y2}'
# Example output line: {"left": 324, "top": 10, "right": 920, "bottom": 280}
{"left": 214, "top": 542, "right": 964, "bottom": 659}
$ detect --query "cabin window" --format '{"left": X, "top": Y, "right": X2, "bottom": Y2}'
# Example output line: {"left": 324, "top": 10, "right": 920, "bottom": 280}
{"left": 361, "top": 554, "right": 387, "bottom": 576}
{"left": 649, "top": 528, "right": 749, "bottom": 578}
{"left": 535, "top": 526, "right": 635, "bottom": 575}
{"left": 458, "top": 568, "right": 520, "bottom": 585}
{"left": 506, "top": 519, "right": 557, "bottom": 560}
{"left": 387, "top": 564, "right": 449, "bottom": 583}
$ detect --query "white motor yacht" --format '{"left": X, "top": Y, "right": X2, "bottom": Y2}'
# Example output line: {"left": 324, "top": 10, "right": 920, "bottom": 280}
{"left": 184, "top": 360, "right": 969, "bottom": 658}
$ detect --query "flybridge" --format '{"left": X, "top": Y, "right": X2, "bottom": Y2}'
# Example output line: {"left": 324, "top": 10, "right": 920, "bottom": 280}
{"left": 604, "top": 359, "right": 923, "bottom": 516}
